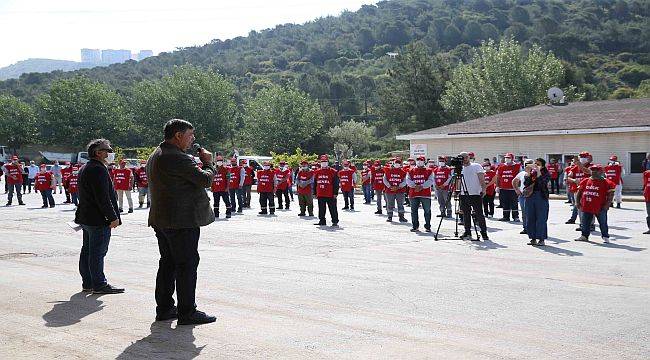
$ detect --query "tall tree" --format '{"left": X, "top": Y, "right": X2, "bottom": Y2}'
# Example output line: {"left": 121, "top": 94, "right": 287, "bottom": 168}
{"left": 0, "top": 95, "right": 38, "bottom": 152}
{"left": 327, "top": 120, "right": 374, "bottom": 159}
{"left": 441, "top": 38, "right": 564, "bottom": 121}
{"left": 243, "top": 86, "right": 323, "bottom": 154}
{"left": 37, "top": 77, "right": 130, "bottom": 147}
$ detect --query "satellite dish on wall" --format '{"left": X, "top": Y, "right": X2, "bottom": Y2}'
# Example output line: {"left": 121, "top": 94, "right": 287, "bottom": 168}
{"left": 547, "top": 87, "right": 565, "bottom": 103}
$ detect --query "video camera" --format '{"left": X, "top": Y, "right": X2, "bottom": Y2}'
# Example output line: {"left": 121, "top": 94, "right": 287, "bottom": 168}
{"left": 448, "top": 154, "right": 464, "bottom": 175}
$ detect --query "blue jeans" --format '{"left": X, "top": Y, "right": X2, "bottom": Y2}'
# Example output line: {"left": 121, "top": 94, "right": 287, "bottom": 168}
{"left": 581, "top": 210, "right": 609, "bottom": 238}
{"left": 229, "top": 188, "right": 244, "bottom": 211}
{"left": 518, "top": 195, "right": 526, "bottom": 230}
{"left": 362, "top": 184, "right": 372, "bottom": 203}
{"left": 410, "top": 197, "right": 432, "bottom": 229}
{"left": 525, "top": 192, "right": 549, "bottom": 240}
{"left": 568, "top": 192, "right": 578, "bottom": 222}
{"left": 79, "top": 225, "right": 112, "bottom": 290}
{"left": 40, "top": 189, "right": 55, "bottom": 207}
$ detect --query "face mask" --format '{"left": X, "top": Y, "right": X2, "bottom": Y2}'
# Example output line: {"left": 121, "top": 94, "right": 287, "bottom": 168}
{"left": 579, "top": 158, "right": 588, "bottom": 164}
{"left": 106, "top": 153, "right": 116, "bottom": 163}
{"left": 484, "top": 167, "right": 490, "bottom": 171}
{"left": 216, "top": 161, "right": 223, "bottom": 166}
{"left": 428, "top": 163, "right": 435, "bottom": 168}
{"left": 302, "top": 166, "right": 308, "bottom": 171}
{"left": 344, "top": 166, "right": 350, "bottom": 170}
{"left": 363, "top": 165, "right": 368, "bottom": 169}
{"left": 416, "top": 161, "right": 425, "bottom": 167}
{"left": 438, "top": 162, "right": 445, "bottom": 167}
{"left": 263, "top": 166, "right": 270, "bottom": 170}
{"left": 321, "top": 162, "right": 328, "bottom": 168}
{"left": 505, "top": 158, "right": 512, "bottom": 164}
{"left": 393, "top": 163, "right": 401, "bottom": 168}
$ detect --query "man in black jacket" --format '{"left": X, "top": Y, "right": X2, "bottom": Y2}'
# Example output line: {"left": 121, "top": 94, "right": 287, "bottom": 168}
{"left": 147, "top": 119, "right": 216, "bottom": 325}
{"left": 74, "top": 139, "right": 125, "bottom": 295}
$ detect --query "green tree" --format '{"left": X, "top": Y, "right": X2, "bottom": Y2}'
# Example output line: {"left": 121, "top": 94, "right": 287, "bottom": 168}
{"left": 130, "top": 65, "right": 237, "bottom": 148}
{"left": 37, "top": 77, "right": 130, "bottom": 147}
{"left": 327, "top": 120, "right": 374, "bottom": 159}
{"left": 442, "top": 24, "right": 463, "bottom": 48}
{"left": 243, "top": 85, "right": 323, "bottom": 154}
{"left": 0, "top": 95, "right": 38, "bottom": 151}
{"left": 441, "top": 38, "right": 564, "bottom": 121}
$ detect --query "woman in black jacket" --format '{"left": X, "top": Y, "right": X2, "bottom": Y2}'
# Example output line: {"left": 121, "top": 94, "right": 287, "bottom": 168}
{"left": 524, "top": 158, "right": 550, "bottom": 246}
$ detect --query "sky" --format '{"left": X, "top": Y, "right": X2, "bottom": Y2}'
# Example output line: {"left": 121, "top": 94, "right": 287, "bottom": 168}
{"left": 0, "top": 0, "right": 377, "bottom": 68}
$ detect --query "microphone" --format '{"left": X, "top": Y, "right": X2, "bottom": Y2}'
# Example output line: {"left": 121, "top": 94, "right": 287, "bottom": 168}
{"left": 191, "top": 143, "right": 202, "bottom": 154}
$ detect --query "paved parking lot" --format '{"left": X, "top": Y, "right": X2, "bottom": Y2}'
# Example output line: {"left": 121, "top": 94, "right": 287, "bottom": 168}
{"left": 0, "top": 190, "right": 648, "bottom": 359}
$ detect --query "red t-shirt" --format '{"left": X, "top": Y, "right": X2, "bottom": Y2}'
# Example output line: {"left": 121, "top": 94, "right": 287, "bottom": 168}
{"left": 604, "top": 164, "right": 622, "bottom": 185}
{"left": 256, "top": 170, "right": 275, "bottom": 193}
{"left": 361, "top": 168, "right": 371, "bottom": 185}
{"left": 315, "top": 168, "right": 337, "bottom": 198}
{"left": 338, "top": 169, "right": 355, "bottom": 192}
{"left": 113, "top": 168, "right": 132, "bottom": 191}
{"left": 68, "top": 174, "right": 79, "bottom": 193}
{"left": 546, "top": 163, "right": 559, "bottom": 180}
{"left": 643, "top": 170, "right": 650, "bottom": 202}
{"left": 229, "top": 166, "right": 242, "bottom": 189}
{"left": 275, "top": 168, "right": 291, "bottom": 190}
{"left": 384, "top": 167, "right": 406, "bottom": 194}
{"left": 579, "top": 178, "right": 615, "bottom": 214}
{"left": 497, "top": 163, "right": 520, "bottom": 190}
{"left": 296, "top": 170, "right": 313, "bottom": 195}
{"left": 243, "top": 166, "right": 254, "bottom": 186}
{"left": 568, "top": 166, "right": 588, "bottom": 193}
{"left": 408, "top": 167, "right": 432, "bottom": 198}
{"left": 371, "top": 168, "right": 385, "bottom": 191}
{"left": 211, "top": 167, "right": 229, "bottom": 192}
{"left": 135, "top": 167, "right": 148, "bottom": 188}
{"left": 61, "top": 167, "right": 73, "bottom": 182}
{"left": 35, "top": 172, "right": 53, "bottom": 191}
{"left": 5, "top": 164, "right": 23, "bottom": 184}
{"left": 484, "top": 170, "right": 496, "bottom": 196}
{"left": 433, "top": 166, "right": 452, "bottom": 188}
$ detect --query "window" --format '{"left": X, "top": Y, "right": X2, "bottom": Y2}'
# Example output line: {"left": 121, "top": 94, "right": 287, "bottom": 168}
{"left": 630, "top": 152, "right": 647, "bottom": 174}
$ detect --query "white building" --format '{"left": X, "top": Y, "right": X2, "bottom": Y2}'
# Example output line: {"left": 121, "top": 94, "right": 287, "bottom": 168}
{"left": 80, "top": 48, "right": 101, "bottom": 63}
{"left": 101, "top": 49, "right": 132, "bottom": 64}
{"left": 396, "top": 99, "right": 650, "bottom": 190}
{"left": 137, "top": 50, "right": 154, "bottom": 61}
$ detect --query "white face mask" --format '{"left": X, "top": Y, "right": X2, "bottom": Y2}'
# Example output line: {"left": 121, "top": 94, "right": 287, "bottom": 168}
{"left": 263, "top": 165, "right": 270, "bottom": 170}
{"left": 416, "top": 160, "right": 425, "bottom": 167}
{"left": 106, "top": 153, "right": 116, "bottom": 163}
{"left": 302, "top": 166, "right": 309, "bottom": 171}
{"left": 484, "top": 167, "right": 490, "bottom": 171}
{"left": 393, "top": 163, "right": 401, "bottom": 168}
{"left": 363, "top": 165, "right": 368, "bottom": 169}
{"left": 579, "top": 158, "right": 588, "bottom": 164}
{"left": 428, "top": 163, "right": 435, "bottom": 168}
{"left": 216, "top": 161, "right": 223, "bottom": 166}
{"left": 438, "top": 161, "right": 445, "bottom": 167}
{"left": 505, "top": 158, "right": 512, "bottom": 164}
{"left": 320, "top": 162, "right": 328, "bottom": 168}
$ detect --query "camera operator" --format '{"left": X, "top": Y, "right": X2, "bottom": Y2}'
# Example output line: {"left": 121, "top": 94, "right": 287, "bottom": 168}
{"left": 147, "top": 119, "right": 217, "bottom": 325}
{"left": 457, "top": 152, "right": 489, "bottom": 241}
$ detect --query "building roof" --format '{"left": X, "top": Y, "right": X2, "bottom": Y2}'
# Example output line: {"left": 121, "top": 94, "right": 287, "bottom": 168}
{"left": 397, "top": 98, "right": 650, "bottom": 140}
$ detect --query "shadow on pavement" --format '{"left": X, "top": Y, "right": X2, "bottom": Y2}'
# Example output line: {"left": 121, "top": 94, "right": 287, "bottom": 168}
{"left": 42, "top": 292, "right": 104, "bottom": 327}
{"left": 534, "top": 244, "right": 583, "bottom": 257}
{"left": 470, "top": 238, "right": 508, "bottom": 250}
{"left": 117, "top": 322, "right": 203, "bottom": 360}
{"left": 590, "top": 241, "right": 646, "bottom": 252}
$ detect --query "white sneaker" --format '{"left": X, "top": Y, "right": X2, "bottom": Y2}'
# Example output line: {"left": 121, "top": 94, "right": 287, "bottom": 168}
{"left": 602, "top": 237, "right": 609, "bottom": 243}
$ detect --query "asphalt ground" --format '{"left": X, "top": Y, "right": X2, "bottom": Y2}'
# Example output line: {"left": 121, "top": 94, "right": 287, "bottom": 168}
{"left": 0, "top": 189, "right": 648, "bottom": 359}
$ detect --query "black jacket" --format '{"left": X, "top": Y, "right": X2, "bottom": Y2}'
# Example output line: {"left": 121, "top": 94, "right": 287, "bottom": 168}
{"left": 75, "top": 159, "right": 121, "bottom": 226}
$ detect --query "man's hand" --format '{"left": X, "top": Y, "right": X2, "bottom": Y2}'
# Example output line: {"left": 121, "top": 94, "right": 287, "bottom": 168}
{"left": 391, "top": 186, "right": 398, "bottom": 192}
{"left": 198, "top": 148, "right": 213, "bottom": 165}
{"left": 109, "top": 219, "right": 120, "bottom": 229}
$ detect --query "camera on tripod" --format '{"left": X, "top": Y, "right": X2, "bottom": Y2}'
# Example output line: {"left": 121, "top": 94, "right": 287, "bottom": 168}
{"left": 448, "top": 155, "right": 464, "bottom": 175}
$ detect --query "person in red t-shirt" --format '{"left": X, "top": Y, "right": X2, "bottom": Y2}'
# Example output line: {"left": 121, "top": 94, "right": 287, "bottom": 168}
{"left": 546, "top": 158, "right": 560, "bottom": 194}
{"left": 257, "top": 161, "right": 277, "bottom": 215}
{"left": 135, "top": 160, "right": 150, "bottom": 208}
{"left": 313, "top": 155, "right": 339, "bottom": 227}
{"left": 382, "top": 158, "right": 408, "bottom": 222}
{"left": 67, "top": 167, "right": 80, "bottom": 207}
{"left": 296, "top": 160, "right": 314, "bottom": 216}
{"left": 240, "top": 159, "right": 254, "bottom": 208}
{"left": 338, "top": 160, "right": 357, "bottom": 210}
{"left": 61, "top": 162, "right": 73, "bottom": 203}
{"left": 433, "top": 155, "right": 452, "bottom": 218}
{"left": 487, "top": 153, "right": 521, "bottom": 221}
{"left": 605, "top": 155, "right": 624, "bottom": 208}
{"left": 643, "top": 170, "right": 650, "bottom": 234}
{"left": 575, "top": 164, "right": 615, "bottom": 242}
{"left": 563, "top": 158, "right": 574, "bottom": 202}
{"left": 4, "top": 156, "right": 25, "bottom": 206}
{"left": 406, "top": 155, "right": 435, "bottom": 232}
{"left": 35, "top": 164, "right": 56, "bottom": 208}
{"left": 211, "top": 156, "right": 231, "bottom": 218}
{"left": 360, "top": 161, "right": 372, "bottom": 204}
{"left": 482, "top": 162, "right": 497, "bottom": 217}
{"left": 371, "top": 160, "right": 385, "bottom": 214}
{"left": 275, "top": 161, "right": 292, "bottom": 210}
{"left": 228, "top": 158, "right": 246, "bottom": 213}
{"left": 113, "top": 160, "right": 134, "bottom": 213}
{"left": 567, "top": 152, "right": 593, "bottom": 228}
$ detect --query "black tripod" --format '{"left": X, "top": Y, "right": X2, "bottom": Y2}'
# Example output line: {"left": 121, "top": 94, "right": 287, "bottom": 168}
{"left": 434, "top": 171, "right": 481, "bottom": 241}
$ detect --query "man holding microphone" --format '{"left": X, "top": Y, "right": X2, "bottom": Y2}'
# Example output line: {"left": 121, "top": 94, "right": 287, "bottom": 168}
{"left": 147, "top": 119, "right": 216, "bottom": 325}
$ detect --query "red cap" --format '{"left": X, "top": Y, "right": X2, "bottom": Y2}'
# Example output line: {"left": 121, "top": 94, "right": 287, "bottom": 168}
{"left": 589, "top": 164, "right": 603, "bottom": 171}
{"left": 468, "top": 152, "right": 475, "bottom": 157}
{"left": 579, "top": 151, "right": 591, "bottom": 158}
{"left": 319, "top": 154, "right": 328, "bottom": 161}
{"left": 417, "top": 155, "right": 425, "bottom": 161}
{"left": 609, "top": 155, "right": 617, "bottom": 161}
{"left": 504, "top": 153, "right": 514, "bottom": 158}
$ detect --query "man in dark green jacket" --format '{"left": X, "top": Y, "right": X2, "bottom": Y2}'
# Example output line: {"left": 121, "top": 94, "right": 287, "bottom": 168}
{"left": 147, "top": 119, "right": 216, "bottom": 325}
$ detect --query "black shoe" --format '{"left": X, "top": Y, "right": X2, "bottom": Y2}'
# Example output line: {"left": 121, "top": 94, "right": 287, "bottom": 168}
{"left": 496, "top": 205, "right": 503, "bottom": 208}
{"left": 226, "top": 213, "right": 231, "bottom": 218}
{"left": 410, "top": 228, "right": 419, "bottom": 232}
{"left": 643, "top": 230, "right": 650, "bottom": 234}
{"left": 177, "top": 310, "right": 216, "bottom": 325}
{"left": 5, "top": 202, "right": 11, "bottom": 206}
{"left": 19, "top": 202, "right": 25, "bottom": 206}
{"left": 92, "top": 284, "right": 125, "bottom": 294}
{"left": 520, "top": 230, "right": 527, "bottom": 234}
{"left": 498, "top": 218, "right": 509, "bottom": 222}
{"left": 50, "top": 205, "right": 55, "bottom": 208}
{"left": 342, "top": 206, "right": 349, "bottom": 210}
{"left": 374, "top": 210, "right": 382, "bottom": 215}
{"left": 386, "top": 217, "right": 392, "bottom": 222}
{"left": 616, "top": 203, "right": 621, "bottom": 208}
{"left": 481, "top": 232, "right": 489, "bottom": 240}
{"left": 128, "top": 208, "right": 133, "bottom": 213}
{"left": 155, "top": 306, "right": 178, "bottom": 321}
{"left": 512, "top": 218, "right": 520, "bottom": 222}
{"left": 528, "top": 240, "right": 538, "bottom": 246}
{"left": 350, "top": 206, "right": 354, "bottom": 210}
{"left": 269, "top": 211, "right": 275, "bottom": 215}
{"left": 41, "top": 205, "right": 48, "bottom": 208}
{"left": 536, "top": 240, "right": 545, "bottom": 246}
{"left": 460, "top": 232, "right": 472, "bottom": 240}
{"left": 424, "top": 226, "right": 432, "bottom": 233}
{"left": 308, "top": 212, "right": 314, "bottom": 217}
{"left": 138, "top": 204, "right": 143, "bottom": 208}
{"left": 398, "top": 216, "right": 408, "bottom": 223}
{"left": 575, "top": 227, "right": 582, "bottom": 231}
{"left": 237, "top": 209, "right": 243, "bottom": 213}
{"left": 118, "top": 208, "right": 123, "bottom": 213}
{"left": 436, "top": 214, "right": 444, "bottom": 217}
{"left": 331, "top": 223, "right": 339, "bottom": 227}
{"left": 277, "top": 206, "right": 283, "bottom": 210}
{"left": 258, "top": 210, "right": 267, "bottom": 215}
{"left": 565, "top": 200, "right": 572, "bottom": 203}
{"left": 298, "top": 213, "right": 305, "bottom": 217}
{"left": 565, "top": 219, "right": 576, "bottom": 224}
{"left": 314, "top": 222, "right": 326, "bottom": 226}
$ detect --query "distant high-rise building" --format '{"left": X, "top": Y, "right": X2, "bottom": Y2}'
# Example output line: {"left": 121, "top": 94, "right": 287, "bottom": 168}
{"left": 80, "top": 48, "right": 101, "bottom": 63}
{"left": 101, "top": 49, "right": 132, "bottom": 64}
{"left": 137, "top": 50, "right": 154, "bottom": 61}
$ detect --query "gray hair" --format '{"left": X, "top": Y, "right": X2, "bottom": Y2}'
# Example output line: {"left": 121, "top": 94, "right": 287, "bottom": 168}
{"left": 87, "top": 138, "right": 111, "bottom": 159}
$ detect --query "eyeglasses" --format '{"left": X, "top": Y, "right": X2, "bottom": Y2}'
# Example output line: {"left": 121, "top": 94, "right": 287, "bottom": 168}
{"left": 97, "top": 148, "right": 114, "bottom": 153}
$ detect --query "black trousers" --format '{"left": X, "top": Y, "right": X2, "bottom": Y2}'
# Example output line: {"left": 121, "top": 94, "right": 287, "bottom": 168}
{"left": 243, "top": 185, "right": 252, "bottom": 207}
{"left": 154, "top": 227, "right": 200, "bottom": 318}
{"left": 549, "top": 178, "right": 559, "bottom": 194}
{"left": 212, "top": 191, "right": 231, "bottom": 214}
{"left": 482, "top": 194, "right": 495, "bottom": 216}
{"left": 276, "top": 188, "right": 290, "bottom": 208}
{"left": 499, "top": 189, "right": 519, "bottom": 220}
{"left": 259, "top": 191, "right": 275, "bottom": 213}
{"left": 342, "top": 191, "right": 354, "bottom": 208}
{"left": 460, "top": 194, "right": 487, "bottom": 233}
{"left": 318, "top": 197, "right": 339, "bottom": 224}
